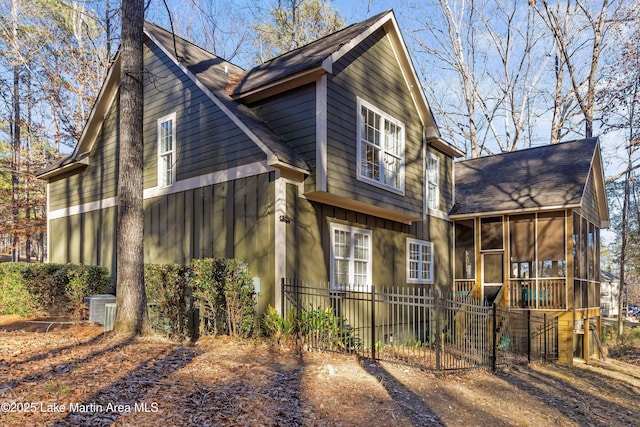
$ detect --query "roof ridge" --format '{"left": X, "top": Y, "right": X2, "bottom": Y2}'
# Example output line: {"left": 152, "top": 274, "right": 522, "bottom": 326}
{"left": 251, "top": 9, "right": 392, "bottom": 69}
{"left": 457, "top": 137, "right": 598, "bottom": 164}
{"left": 143, "top": 21, "right": 245, "bottom": 71}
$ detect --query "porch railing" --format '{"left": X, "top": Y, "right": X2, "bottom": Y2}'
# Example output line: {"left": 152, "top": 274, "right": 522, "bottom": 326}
{"left": 454, "top": 279, "right": 475, "bottom": 297}
{"left": 509, "top": 278, "right": 567, "bottom": 310}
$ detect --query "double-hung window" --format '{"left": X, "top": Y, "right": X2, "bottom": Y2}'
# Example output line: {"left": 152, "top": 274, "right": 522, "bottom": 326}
{"left": 426, "top": 153, "right": 440, "bottom": 211}
{"left": 331, "top": 224, "right": 372, "bottom": 291}
{"left": 407, "top": 238, "right": 434, "bottom": 284}
{"left": 357, "top": 98, "right": 404, "bottom": 193}
{"left": 158, "top": 112, "right": 176, "bottom": 187}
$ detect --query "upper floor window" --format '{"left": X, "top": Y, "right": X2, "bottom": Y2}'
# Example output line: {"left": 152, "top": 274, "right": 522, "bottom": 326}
{"left": 158, "top": 112, "right": 176, "bottom": 187}
{"left": 426, "top": 153, "right": 440, "bottom": 210}
{"left": 357, "top": 98, "right": 404, "bottom": 193}
{"left": 407, "top": 238, "right": 434, "bottom": 284}
{"left": 331, "top": 224, "right": 372, "bottom": 291}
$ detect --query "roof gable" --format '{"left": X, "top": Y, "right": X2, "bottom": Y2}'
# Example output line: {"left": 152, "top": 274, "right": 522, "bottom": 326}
{"left": 451, "top": 138, "right": 609, "bottom": 226}
{"left": 231, "top": 9, "right": 463, "bottom": 158}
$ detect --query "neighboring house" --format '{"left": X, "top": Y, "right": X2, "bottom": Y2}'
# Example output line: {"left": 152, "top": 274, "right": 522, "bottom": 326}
{"left": 600, "top": 270, "right": 620, "bottom": 317}
{"left": 450, "top": 138, "right": 610, "bottom": 363}
{"left": 37, "top": 10, "right": 464, "bottom": 317}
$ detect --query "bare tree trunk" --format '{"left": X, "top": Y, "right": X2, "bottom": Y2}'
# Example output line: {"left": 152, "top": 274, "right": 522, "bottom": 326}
{"left": 115, "top": 0, "right": 147, "bottom": 335}
{"left": 617, "top": 166, "right": 629, "bottom": 339}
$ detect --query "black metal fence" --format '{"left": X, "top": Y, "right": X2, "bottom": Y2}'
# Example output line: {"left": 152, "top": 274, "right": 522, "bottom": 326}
{"left": 282, "top": 279, "right": 558, "bottom": 373}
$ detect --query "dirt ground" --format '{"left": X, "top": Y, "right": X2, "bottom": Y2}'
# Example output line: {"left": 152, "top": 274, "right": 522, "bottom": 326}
{"left": 0, "top": 316, "right": 638, "bottom": 427}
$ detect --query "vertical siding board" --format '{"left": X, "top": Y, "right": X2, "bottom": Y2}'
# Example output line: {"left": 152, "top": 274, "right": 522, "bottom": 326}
{"left": 180, "top": 190, "right": 196, "bottom": 264}
{"left": 234, "top": 178, "right": 247, "bottom": 260}
{"left": 203, "top": 185, "right": 213, "bottom": 258}
{"left": 212, "top": 181, "right": 226, "bottom": 258}
{"left": 224, "top": 181, "right": 235, "bottom": 258}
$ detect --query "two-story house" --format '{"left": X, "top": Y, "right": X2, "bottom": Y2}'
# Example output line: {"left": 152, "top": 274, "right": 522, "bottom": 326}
{"left": 37, "top": 10, "right": 464, "bottom": 317}
{"left": 37, "top": 10, "right": 609, "bottom": 364}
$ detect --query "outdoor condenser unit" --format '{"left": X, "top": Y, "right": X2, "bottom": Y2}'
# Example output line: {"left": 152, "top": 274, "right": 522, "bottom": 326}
{"left": 86, "top": 294, "right": 116, "bottom": 324}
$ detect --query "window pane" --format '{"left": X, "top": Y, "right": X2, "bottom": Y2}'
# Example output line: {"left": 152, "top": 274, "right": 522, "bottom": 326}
{"left": 361, "top": 143, "right": 380, "bottom": 180}
{"left": 383, "top": 153, "right": 400, "bottom": 187}
{"left": 384, "top": 121, "right": 400, "bottom": 155}
{"left": 509, "top": 214, "right": 534, "bottom": 264}
{"left": 537, "top": 212, "right": 565, "bottom": 263}
{"left": 334, "top": 260, "right": 349, "bottom": 286}
{"left": 484, "top": 253, "right": 503, "bottom": 284}
{"left": 481, "top": 217, "right": 503, "bottom": 250}
{"left": 354, "top": 233, "right": 369, "bottom": 260}
{"left": 455, "top": 220, "right": 475, "bottom": 279}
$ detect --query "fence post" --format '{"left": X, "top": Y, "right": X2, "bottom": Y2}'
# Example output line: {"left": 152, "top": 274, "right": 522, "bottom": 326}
{"left": 371, "top": 285, "right": 376, "bottom": 360}
{"left": 544, "top": 313, "right": 548, "bottom": 362}
{"left": 281, "top": 278, "right": 285, "bottom": 315}
{"left": 527, "top": 309, "right": 531, "bottom": 363}
{"left": 492, "top": 303, "right": 497, "bottom": 371}
{"left": 435, "top": 290, "right": 441, "bottom": 374}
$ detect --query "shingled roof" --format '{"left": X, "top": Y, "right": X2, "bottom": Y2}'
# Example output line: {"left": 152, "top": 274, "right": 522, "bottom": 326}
{"left": 450, "top": 138, "right": 601, "bottom": 217}
{"left": 232, "top": 10, "right": 390, "bottom": 96}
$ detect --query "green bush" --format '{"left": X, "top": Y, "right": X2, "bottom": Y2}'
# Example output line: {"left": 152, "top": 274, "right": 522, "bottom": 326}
{"left": 300, "top": 305, "right": 361, "bottom": 351}
{"left": 0, "top": 263, "right": 39, "bottom": 316}
{"left": 262, "top": 305, "right": 298, "bottom": 344}
{"left": 0, "top": 262, "right": 111, "bottom": 317}
{"left": 190, "top": 258, "right": 256, "bottom": 338}
{"left": 144, "top": 263, "right": 192, "bottom": 339}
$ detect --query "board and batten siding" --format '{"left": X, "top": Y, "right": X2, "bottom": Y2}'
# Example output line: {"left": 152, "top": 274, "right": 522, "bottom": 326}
{"left": 143, "top": 39, "right": 266, "bottom": 189}
{"left": 285, "top": 183, "right": 452, "bottom": 289}
{"left": 49, "top": 206, "right": 117, "bottom": 272}
{"left": 48, "top": 94, "right": 120, "bottom": 212}
{"left": 325, "top": 27, "right": 424, "bottom": 218}
{"left": 48, "top": 173, "right": 276, "bottom": 315}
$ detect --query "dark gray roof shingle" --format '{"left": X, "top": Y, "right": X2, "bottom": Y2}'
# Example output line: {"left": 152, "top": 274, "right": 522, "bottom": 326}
{"left": 450, "top": 138, "right": 599, "bottom": 216}
{"left": 231, "top": 10, "right": 391, "bottom": 96}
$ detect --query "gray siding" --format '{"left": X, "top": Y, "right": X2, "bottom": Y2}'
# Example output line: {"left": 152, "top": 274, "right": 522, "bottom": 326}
{"left": 577, "top": 170, "right": 601, "bottom": 226}
{"left": 326, "top": 28, "right": 424, "bottom": 218}
{"left": 48, "top": 94, "right": 120, "bottom": 212}
{"left": 286, "top": 187, "right": 453, "bottom": 290}
{"left": 49, "top": 206, "right": 117, "bottom": 273}
{"left": 143, "top": 40, "right": 266, "bottom": 188}
{"left": 249, "top": 83, "right": 316, "bottom": 168}
{"left": 49, "top": 173, "right": 276, "bottom": 315}
{"left": 427, "top": 147, "right": 455, "bottom": 214}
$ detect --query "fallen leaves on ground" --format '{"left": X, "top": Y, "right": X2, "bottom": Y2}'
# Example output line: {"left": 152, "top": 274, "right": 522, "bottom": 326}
{"left": 0, "top": 316, "right": 638, "bottom": 426}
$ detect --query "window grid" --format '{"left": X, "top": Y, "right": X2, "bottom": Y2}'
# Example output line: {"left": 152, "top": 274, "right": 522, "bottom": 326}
{"left": 158, "top": 113, "right": 176, "bottom": 187}
{"left": 358, "top": 99, "right": 404, "bottom": 192}
{"left": 426, "top": 154, "right": 439, "bottom": 210}
{"left": 331, "top": 225, "right": 372, "bottom": 290}
{"left": 407, "top": 239, "right": 434, "bottom": 284}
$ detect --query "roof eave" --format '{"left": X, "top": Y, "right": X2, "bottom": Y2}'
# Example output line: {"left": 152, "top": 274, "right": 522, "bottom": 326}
{"left": 231, "top": 66, "right": 327, "bottom": 104}
{"left": 449, "top": 204, "right": 581, "bottom": 220}
{"left": 36, "top": 156, "right": 90, "bottom": 180}
{"left": 36, "top": 55, "right": 121, "bottom": 180}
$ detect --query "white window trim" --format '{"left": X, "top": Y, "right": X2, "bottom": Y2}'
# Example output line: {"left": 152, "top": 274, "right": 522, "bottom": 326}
{"left": 356, "top": 97, "right": 405, "bottom": 195}
{"left": 157, "top": 112, "right": 177, "bottom": 188}
{"left": 330, "top": 223, "right": 372, "bottom": 291}
{"left": 426, "top": 152, "right": 440, "bottom": 212}
{"left": 406, "top": 238, "right": 434, "bottom": 284}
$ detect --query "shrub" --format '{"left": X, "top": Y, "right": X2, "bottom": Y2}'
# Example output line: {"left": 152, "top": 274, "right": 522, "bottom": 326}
{"left": 0, "top": 263, "right": 40, "bottom": 316}
{"left": 190, "top": 258, "right": 256, "bottom": 338}
{"left": 262, "top": 305, "right": 298, "bottom": 344}
{"left": 145, "top": 263, "right": 192, "bottom": 340}
{"left": 300, "top": 305, "right": 361, "bottom": 351}
{"left": 0, "top": 263, "right": 111, "bottom": 317}
{"left": 190, "top": 258, "right": 227, "bottom": 335}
